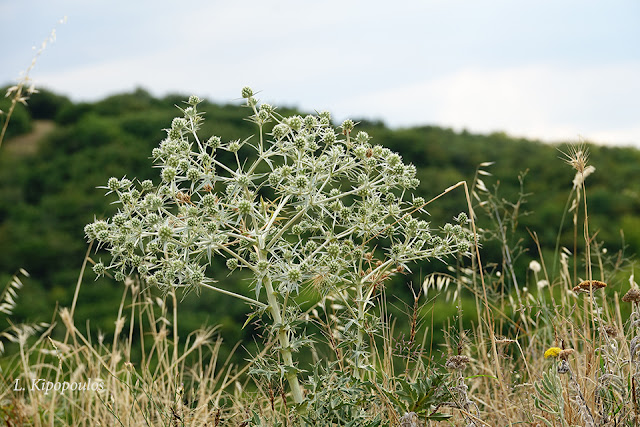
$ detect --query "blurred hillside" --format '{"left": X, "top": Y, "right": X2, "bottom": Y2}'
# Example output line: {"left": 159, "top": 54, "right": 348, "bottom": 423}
{"left": 1, "top": 87, "right": 639, "bottom": 355}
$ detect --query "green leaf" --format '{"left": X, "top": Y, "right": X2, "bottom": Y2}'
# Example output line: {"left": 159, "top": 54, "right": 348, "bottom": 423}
{"left": 533, "top": 415, "right": 554, "bottom": 427}
{"left": 426, "top": 412, "right": 453, "bottom": 421}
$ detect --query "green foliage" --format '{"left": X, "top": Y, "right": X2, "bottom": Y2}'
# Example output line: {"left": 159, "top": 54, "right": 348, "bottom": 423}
{"left": 25, "top": 88, "right": 71, "bottom": 120}
{"left": 533, "top": 365, "right": 568, "bottom": 427}
{"left": 247, "top": 412, "right": 287, "bottom": 427}
{"left": 385, "top": 372, "right": 452, "bottom": 421}
{"left": 298, "top": 364, "right": 384, "bottom": 426}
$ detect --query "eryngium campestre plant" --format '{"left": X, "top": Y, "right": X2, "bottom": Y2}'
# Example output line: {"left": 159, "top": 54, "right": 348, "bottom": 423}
{"left": 85, "top": 88, "right": 472, "bottom": 406}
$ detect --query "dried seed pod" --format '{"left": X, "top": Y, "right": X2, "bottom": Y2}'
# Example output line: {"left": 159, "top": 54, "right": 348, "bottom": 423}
{"left": 445, "top": 355, "right": 471, "bottom": 371}
{"left": 602, "top": 324, "right": 618, "bottom": 338}
{"left": 572, "top": 280, "right": 607, "bottom": 294}
{"left": 622, "top": 288, "right": 640, "bottom": 303}
{"left": 559, "top": 348, "right": 574, "bottom": 360}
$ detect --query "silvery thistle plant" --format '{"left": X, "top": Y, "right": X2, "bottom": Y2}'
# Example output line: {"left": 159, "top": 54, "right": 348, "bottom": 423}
{"left": 85, "top": 87, "right": 472, "bottom": 406}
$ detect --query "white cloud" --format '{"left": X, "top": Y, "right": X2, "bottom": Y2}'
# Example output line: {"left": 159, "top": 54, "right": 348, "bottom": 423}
{"left": 334, "top": 62, "right": 640, "bottom": 146}
{"left": 35, "top": 42, "right": 343, "bottom": 106}
{"left": 39, "top": 60, "right": 640, "bottom": 147}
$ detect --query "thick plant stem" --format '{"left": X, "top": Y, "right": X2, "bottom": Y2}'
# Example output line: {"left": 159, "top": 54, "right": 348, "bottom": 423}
{"left": 355, "top": 278, "right": 366, "bottom": 380}
{"left": 259, "top": 250, "right": 304, "bottom": 405}
{"left": 264, "top": 278, "right": 304, "bottom": 404}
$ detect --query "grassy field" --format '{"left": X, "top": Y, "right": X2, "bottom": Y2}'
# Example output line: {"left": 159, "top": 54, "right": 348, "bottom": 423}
{"left": 1, "top": 88, "right": 639, "bottom": 427}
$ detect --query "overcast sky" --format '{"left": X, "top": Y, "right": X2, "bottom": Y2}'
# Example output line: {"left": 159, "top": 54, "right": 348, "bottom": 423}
{"left": 2, "top": 1, "right": 639, "bottom": 146}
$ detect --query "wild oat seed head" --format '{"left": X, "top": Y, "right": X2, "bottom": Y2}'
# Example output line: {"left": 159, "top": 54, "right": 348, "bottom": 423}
{"left": 561, "top": 143, "right": 589, "bottom": 173}
{"left": 572, "top": 165, "right": 596, "bottom": 189}
{"left": 572, "top": 280, "right": 607, "bottom": 294}
{"left": 622, "top": 288, "right": 640, "bottom": 303}
{"left": 59, "top": 308, "right": 73, "bottom": 329}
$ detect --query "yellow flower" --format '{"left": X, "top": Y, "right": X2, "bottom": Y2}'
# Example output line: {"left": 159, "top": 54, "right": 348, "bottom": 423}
{"left": 544, "top": 347, "right": 562, "bottom": 358}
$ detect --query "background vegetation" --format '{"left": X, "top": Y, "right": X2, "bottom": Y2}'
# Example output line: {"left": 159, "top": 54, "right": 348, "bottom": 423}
{"left": 2, "top": 87, "right": 640, "bottom": 425}
{"left": 1, "top": 88, "right": 639, "bottom": 352}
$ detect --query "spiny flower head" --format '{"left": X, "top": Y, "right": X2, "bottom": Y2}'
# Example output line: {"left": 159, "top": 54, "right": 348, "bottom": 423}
{"left": 85, "top": 89, "right": 472, "bottom": 298}
{"left": 241, "top": 86, "right": 253, "bottom": 99}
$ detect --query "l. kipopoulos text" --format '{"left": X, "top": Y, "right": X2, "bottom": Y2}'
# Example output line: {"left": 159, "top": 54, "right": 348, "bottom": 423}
{"left": 13, "top": 378, "right": 104, "bottom": 395}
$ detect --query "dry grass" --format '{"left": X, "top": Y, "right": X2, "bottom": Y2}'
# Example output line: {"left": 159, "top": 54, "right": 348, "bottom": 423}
{"left": 426, "top": 149, "right": 638, "bottom": 426}
{"left": 3, "top": 143, "right": 639, "bottom": 426}
{"left": 0, "top": 266, "right": 256, "bottom": 426}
